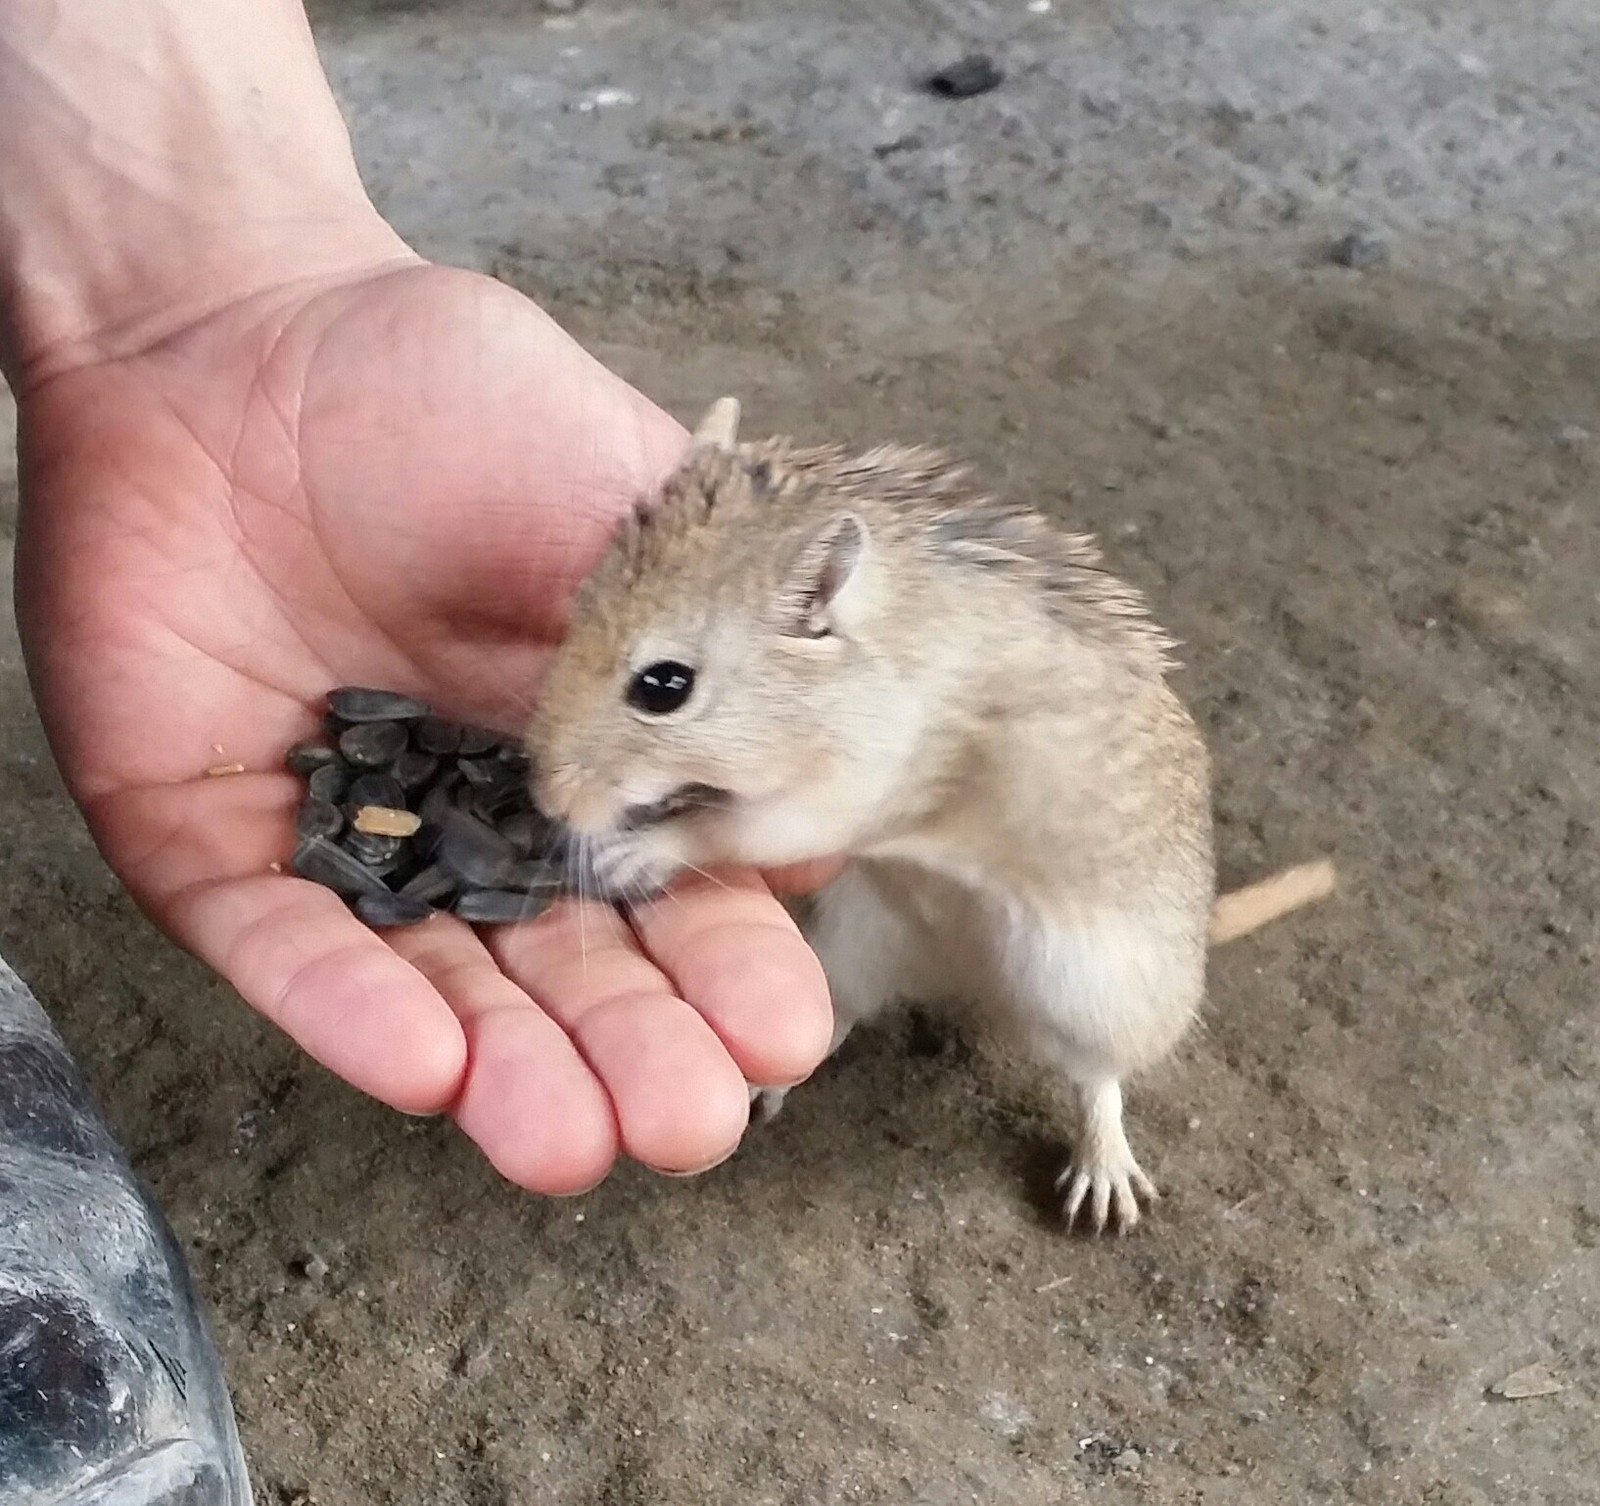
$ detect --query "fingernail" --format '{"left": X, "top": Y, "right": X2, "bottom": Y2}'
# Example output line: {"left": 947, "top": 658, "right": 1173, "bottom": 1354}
{"left": 657, "top": 1142, "right": 741, "bottom": 1178}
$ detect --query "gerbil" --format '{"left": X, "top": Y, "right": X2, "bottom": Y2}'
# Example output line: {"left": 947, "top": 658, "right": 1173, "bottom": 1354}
{"left": 525, "top": 397, "right": 1333, "bottom": 1235}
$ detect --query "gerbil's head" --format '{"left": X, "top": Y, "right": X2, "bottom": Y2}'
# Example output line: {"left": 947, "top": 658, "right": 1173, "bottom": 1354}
{"left": 525, "top": 398, "right": 925, "bottom": 900}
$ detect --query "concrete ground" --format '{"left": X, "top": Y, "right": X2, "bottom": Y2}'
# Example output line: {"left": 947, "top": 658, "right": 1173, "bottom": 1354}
{"left": 3, "top": 0, "right": 1598, "bottom": 1501}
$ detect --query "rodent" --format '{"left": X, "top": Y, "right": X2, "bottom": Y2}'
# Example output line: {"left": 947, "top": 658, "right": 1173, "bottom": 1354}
{"left": 524, "top": 397, "right": 1334, "bottom": 1235}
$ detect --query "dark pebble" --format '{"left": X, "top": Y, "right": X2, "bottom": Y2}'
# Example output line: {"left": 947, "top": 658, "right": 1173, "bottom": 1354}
{"left": 457, "top": 726, "right": 502, "bottom": 756}
{"left": 339, "top": 720, "right": 409, "bottom": 768}
{"left": 286, "top": 741, "right": 339, "bottom": 776}
{"left": 345, "top": 772, "right": 407, "bottom": 812}
{"left": 926, "top": 54, "right": 1003, "bottom": 99}
{"left": 295, "top": 797, "right": 345, "bottom": 842}
{"left": 342, "top": 830, "right": 403, "bottom": 870}
{"left": 454, "top": 888, "right": 556, "bottom": 925}
{"left": 290, "top": 837, "right": 392, "bottom": 900}
{"left": 398, "top": 863, "right": 461, "bottom": 906}
{"left": 307, "top": 761, "right": 352, "bottom": 804}
{"left": 413, "top": 717, "right": 462, "bottom": 755}
{"left": 1330, "top": 231, "right": 1387, "bottom": 269}
{"left": 436, "top": 809, "right": 519, "bottom": 889}
{"left": 328, "top": 686, "right": 432, "bottom": 723}
{"left": 355, "top": 891, "right": 436, "bottom": 928}
{"left": 392, "top": 749, "right": 439, "bottom": 793}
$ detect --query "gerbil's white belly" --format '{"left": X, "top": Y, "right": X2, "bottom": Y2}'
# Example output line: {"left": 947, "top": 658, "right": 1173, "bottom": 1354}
{"left": 848, "top": 852, "right": 1202, "bottom": 1077}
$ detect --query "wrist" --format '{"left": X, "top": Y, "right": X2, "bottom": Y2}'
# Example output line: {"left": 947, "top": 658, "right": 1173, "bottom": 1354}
{"left": 0, "top": 0, "right": 413, "bottom": 388}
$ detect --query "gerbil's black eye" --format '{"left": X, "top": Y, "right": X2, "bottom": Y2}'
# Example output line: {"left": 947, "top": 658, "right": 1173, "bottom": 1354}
{"left": 627, "top": 661, "right": 696, "bottom": 715}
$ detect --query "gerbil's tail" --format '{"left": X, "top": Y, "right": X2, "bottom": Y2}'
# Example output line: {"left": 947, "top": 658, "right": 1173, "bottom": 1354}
{"left": 1208, "top": 859, "right": 1336, "bottom": 946}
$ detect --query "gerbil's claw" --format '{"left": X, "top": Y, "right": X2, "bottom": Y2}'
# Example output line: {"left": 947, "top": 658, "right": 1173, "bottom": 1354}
{"left": 691, "top": 396, "right": 741, "bottom": 451}
{"left": 1054, "top": 1156, "right": 1158, "bottom": 1237}
{"left": 749, "top": 1083, "right": 789, "bottom": 1125}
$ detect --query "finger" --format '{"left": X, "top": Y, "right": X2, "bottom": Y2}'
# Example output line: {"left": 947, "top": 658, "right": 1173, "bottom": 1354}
{"left": 761, "top": 856, "right": 848, "bottom": 895}
{"left": 384, "top": 916, "right": 619, "bottom": 1195}
{"left": 625, "top": 869, "right": 834, "bottom": 1091}
{"left": 486, "top": 899, "right": 751, "bottom": 1175}
{"left": 167, "top": 872, "right": 468, "bottom": 1115}
{"left": 99, "top": 774, "right": 467, "bottom": 1114}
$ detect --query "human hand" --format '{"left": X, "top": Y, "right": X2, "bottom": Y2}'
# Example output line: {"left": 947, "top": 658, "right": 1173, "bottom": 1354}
{"left": 12, "top": 259, "right": 840, "bottom": 1190}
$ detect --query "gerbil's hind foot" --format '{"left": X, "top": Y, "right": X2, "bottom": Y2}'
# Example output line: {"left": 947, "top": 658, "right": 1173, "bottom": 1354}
{"left": 1055, "top": 1079, "right": 1158, "bottom": 1236}
{"left": 1055, "top": 1147, "right": 1158, "bottom": 1236}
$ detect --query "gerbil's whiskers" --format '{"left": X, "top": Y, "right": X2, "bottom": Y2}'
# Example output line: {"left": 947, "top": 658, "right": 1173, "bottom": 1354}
{"left": 676, "top": 859, "right": 734, "bottom": 895}
{"left": 573, "top": 831, "right": 595, "bottom": 983}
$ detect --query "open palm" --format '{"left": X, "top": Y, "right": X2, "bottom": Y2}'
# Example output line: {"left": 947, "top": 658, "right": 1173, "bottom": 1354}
{"left": 13, "top": 262, "right": 834, "bottom": 1191}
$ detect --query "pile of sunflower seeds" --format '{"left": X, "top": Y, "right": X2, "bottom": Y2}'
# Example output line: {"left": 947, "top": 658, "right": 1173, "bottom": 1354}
{"left": 285, "top": 687, "right": 568, "bottom": 928}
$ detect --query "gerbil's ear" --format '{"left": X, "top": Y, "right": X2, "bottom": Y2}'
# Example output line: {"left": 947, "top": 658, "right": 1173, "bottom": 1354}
{"left": 689, "top": 396, "right": 740, "bottom": 452}
{"left": 775, "top": 512, "right": 872, "bottom": 638}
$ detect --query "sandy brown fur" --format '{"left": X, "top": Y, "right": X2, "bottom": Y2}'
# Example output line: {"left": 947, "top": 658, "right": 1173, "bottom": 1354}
{"left": 580, "top": 438, "right": 1179, "bottom": 675}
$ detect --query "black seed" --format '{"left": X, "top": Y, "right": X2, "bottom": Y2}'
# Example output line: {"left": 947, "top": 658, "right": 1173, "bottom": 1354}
{"left": 498, "top": 811, "right": 546, "bottom": 857}
{"left": 286, "top": 740, "right": 339, "bottom": 776}
{"left": 454, "top": 887, "right": 557, "bottom": 924}
{"left": 328, "top": 686, "right": 432, "bottom": 723}
{"left": 495, "top": 746, "right": 532, "bottom": 778}
{"left": 295, "top": 797, "right": 345, "bottom": 842}
{"left": 355, "top": 891, "right": 435, "bottom": 928}
{"left": 413, "top": 717, "right": 463, "bottom": 755}
{"left": 307, "top": 761, "right": 352, "bottom": 804}
{"left": 926, "top": 54, "right": 1003, "bottom": 99}
{"left": 457, "top": 757, "right": 508, "bottom": 789}
{"left": 435, "top": 809, "right": 519, "bottom": 888}
{"left": 504, "top": 860, "right": 563, "bottom": 894}
{"left": 345, "top": 772, "right": 407, "bottom": 812}
{"left": 392, "top": 749, "right": 439, "bottom": 792}
{"left": 398, "top": 863, "right": 461, "bottom": 905}
{"left": 457, "top": 726, "right": 501, "bottom": 756}
{"left": 323, "top": 711, "right": 348, "bottom": 737}
{"left": 339, "top": 721, "right": 409, "bottom": 768}
{"left": 342, "top": 830, "right": 403, "bottom": 870}
{"left": 290, "top": 836, "right": 392, "bottom": 899}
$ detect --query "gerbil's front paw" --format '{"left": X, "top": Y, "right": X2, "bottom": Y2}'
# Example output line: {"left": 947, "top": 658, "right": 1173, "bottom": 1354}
{"left": 749, "top": 1084, "right": 791, "bottom": 1125}
{"left": 1055, "top": 1150, "right": 1158, "bottom": 1237}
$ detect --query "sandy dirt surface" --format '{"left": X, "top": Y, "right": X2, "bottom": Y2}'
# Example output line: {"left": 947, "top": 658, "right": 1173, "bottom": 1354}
{"left": 3, "top": 1, "right": 1598, "bottom": 1502}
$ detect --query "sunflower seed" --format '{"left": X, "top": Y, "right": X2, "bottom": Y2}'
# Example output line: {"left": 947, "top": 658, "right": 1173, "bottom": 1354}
{"left": 504, "top": 859, "right": 563, "bottom": 894}
{"left": 286, "top": 741, "right": 339, "bottom": 776}
{"left": 290, "top": 836, "right": 393, "bottom": 899}
{"left": 296, "top": 797, "right": 345, "bottom": 842}
{"left": 398, "top": 863, "right": 461, "bottom": 905}
{"left": 355, "top": 891, "right": 436, "bottom": 927}
{"left": 307, "top": 761, "right": 352, "bottom": 804}
{"left": 457, "top": 726, "right": 501, "bottom": 756}
{"left": 456, "top": 756, "right": 508, "bottom": 789}
{"left": 454, "top": 887, "right": 556, "bottom": 924}
{"left": 391, "top": 749, "right": 439, "bottom": 792}
{"left": 413, "top": 717, "right": 463, "bottom": 755}
{"left": 352, "top": 805, "right": 423, "bottom": 838}
{"left": 436, "top": 809, "right": 519, "bottom": 888}
{"left": 498, "top": 811, "right": 546, "bottom": 856}
{"left": 346, "top": 772, "right": 407, "bottom": 812}
{"left": 328, "top": 686, "right": 432, "bottom": 723}
{"left": 339, "top": 720, "right": 409, "bottom": 768}
{"left": 342, "top": 829, "right": 403, "bottom": 870}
